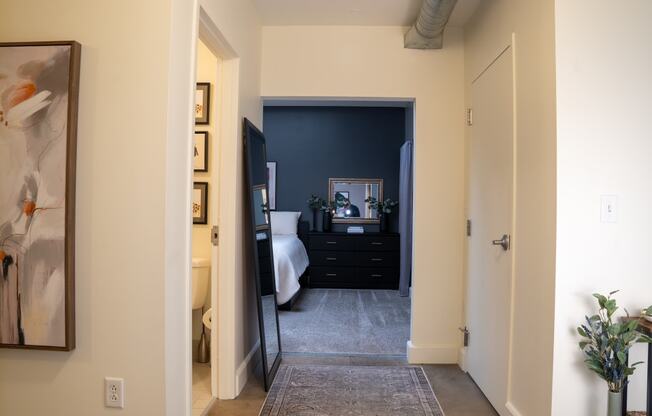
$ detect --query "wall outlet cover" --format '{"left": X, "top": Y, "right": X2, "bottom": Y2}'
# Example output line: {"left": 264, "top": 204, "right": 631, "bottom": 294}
{"left": 105, "top": 377, "right": 125, "bottom": 408}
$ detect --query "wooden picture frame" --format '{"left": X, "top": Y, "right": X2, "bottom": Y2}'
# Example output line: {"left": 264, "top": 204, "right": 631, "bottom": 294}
{"left": 195, "top": 82, "right": 211, "bottom": 125}
{"left": 266, "top": 161, "right": 277, "bottom": 210}
{"left": 0, "top": 41, "right": 81, "bottom": 351}
{"left": 194, "top": 131, "right": 209, "bottom": 172}
{"left": 193, "top": 182, "right": 209, "bottom": 224}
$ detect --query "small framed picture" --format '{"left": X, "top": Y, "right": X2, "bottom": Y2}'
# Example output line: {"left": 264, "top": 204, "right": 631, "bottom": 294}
{"left": 194, "top": 132, "right": 209, "bottom": 172}
{"left": 266, "top": 161, "right": 277, "bottom": 210}
{"left": 193, "top": 182, "right": 208, "bottom": 224}
{"left": 195, "top": 82, "right": 211, "bottom": 125}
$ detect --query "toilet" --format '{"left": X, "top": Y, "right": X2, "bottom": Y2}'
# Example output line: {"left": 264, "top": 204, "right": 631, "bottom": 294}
{"left": 192, "top": 258, "right": 210, "bottom": 310}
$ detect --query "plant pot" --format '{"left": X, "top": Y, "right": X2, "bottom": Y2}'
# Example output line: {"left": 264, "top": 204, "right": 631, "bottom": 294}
{"left": 607, "top": 390, "right": 622, "bottom": 416}
{"left": 322, "top": 211, "right": 332, "bottom": 232}
{"left": 312, "top": 209, "right": 318, "bottom": 231}
{"left": 379, "top": 213, "right": 388, "bottom": 233}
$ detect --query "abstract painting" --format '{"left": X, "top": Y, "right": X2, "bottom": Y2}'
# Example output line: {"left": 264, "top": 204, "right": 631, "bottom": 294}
{"left": 0, "top": 42, "right": 80, "bottom": 350}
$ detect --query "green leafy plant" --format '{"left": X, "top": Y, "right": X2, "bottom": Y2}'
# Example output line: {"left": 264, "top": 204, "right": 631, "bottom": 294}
{"left": 320, "top": 200, "right": 336, "bottom": 213}
{"left": 644, "top": 305, "right": 652, "bottom": 317}
{"left": 365, "top": 197, "right": 398, "bottom": 215}
{"left": 306, "top": 194, "right": 324, "bottom": 210}
{"left": 577, "top": 291, "right": 652, "bottom": 393}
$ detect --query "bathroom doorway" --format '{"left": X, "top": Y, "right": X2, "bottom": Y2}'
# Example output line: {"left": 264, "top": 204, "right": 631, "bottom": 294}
{"left": 190, "top": 37, "right": 222, "bottom": 414}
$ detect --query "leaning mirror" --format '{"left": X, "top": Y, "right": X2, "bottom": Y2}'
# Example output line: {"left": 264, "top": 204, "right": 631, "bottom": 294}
{"left": 329, "top": 178, "right": 384, "bottom": 223}
{"left": 243, "top": 118, "right": 282, "bottom": 391}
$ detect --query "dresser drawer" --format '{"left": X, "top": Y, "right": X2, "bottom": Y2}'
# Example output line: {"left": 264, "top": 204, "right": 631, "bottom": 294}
{"left": 356, "top": 235, "right": 399, "bottom": 252}
{"left": 310, "top": 235, "right": 356, "bottom": 251}
{"left": 310, "top": 250, "right": 356, "bottom": 267}
{"left": 357, "top": 267, "right": 399, "bottom": 289}
{"left": 309, "top": 266, "right": 356, "bottom": 286}
{"left": 356, "top": 252, "right": 399, "bottom": 267}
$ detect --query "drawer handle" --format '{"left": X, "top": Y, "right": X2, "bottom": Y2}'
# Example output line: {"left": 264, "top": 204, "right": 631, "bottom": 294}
{"left": 326, "top": 241, "right": 337, "bottom": 245}
{"left": 370, "top": 274, "right": 383, "bottom": 278}
{"left": 370, "top": 242, "right": 383, "bottom": 246}
{"left": 326, "top": 257, "right": 337, "bottom": 261}
{"left": 326, "top": 273, "right": 338, "bottom": 277}
{"left": 371, "top": 258, "right": 383, "bottom": 262}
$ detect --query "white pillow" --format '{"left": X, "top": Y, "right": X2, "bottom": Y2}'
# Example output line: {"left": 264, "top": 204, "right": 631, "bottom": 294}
{"left": 270, "top": 211, "right": 301, "bottom": 235}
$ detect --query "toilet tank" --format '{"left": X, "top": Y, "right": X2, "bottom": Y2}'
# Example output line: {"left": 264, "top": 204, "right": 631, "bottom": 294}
{"left": 192, "top": 258, "right": 210, "bottom": 310}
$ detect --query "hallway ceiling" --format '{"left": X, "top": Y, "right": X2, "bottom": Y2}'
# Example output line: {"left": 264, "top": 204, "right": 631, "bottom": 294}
{"left": 254, "top": 0, "right": 481, "bottom": 27}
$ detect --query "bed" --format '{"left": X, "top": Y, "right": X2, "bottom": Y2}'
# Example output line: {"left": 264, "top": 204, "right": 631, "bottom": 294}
{"left": 270, "top": 212, "right": 309, "bottom": 308}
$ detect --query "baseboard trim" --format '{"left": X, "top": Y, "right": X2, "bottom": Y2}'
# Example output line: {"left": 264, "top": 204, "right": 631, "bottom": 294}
{"left": 457, "top": 346, "right": 467, "bottom": 372}
{"left": 235, "top": 340, "right": 261, "bottom": 395}
{"left": 506, "top": 402, "right": 524, "bottom": 416}
{"left": 407, "top": 341, "right": 458, "bottom": 364}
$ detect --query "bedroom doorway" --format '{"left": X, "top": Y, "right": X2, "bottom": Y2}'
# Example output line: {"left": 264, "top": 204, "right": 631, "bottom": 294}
{"left": 263, "top": 98, "right": 415, "bottom": 358}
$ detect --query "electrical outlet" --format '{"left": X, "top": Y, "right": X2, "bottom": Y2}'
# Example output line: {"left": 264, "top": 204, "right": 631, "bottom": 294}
{"left": 105, "top": 377, "right": 125, "bottom": 409}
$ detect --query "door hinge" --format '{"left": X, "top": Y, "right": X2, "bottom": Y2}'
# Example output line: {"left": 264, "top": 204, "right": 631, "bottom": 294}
{"left": 466, "top": 108, "right": 473, "bottom": 126}
{"left": 459, "top": 327, "right": 470, "bottom": 347}
{"left": 211, "top": 225, "right": 219, "bottom": 246}
{"left": 466, "top": 219, "right": 472, "bottom": 237}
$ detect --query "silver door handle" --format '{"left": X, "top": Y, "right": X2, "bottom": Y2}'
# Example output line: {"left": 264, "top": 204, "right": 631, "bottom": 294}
{"left": 492, "top": 234, "right": 510, "bottom": 251}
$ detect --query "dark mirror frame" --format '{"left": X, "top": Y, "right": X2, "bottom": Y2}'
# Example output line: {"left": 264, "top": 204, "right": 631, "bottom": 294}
{"left": 243, "top": 118, "right": 282, "bottom": 391}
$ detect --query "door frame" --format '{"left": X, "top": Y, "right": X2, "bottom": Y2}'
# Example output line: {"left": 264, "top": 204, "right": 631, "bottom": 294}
{"left": 463, "top": 33, "right": 519, "bottom": 413}
{"left": 261, "top": 96, "right": 416, "bottom": 356}
{"left": 164, "top": 1, "right": 243, "bottom": 414}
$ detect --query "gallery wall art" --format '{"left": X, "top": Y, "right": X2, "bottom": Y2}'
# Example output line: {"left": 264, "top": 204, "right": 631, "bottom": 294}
{"left": 193, "top": 131, "right": 208, "bottom": 172}
{"left": 193, "top": 182, "right": 208, "bottom": 225}
{"left": 0, "top": 41, "right": 81, "bottom": 350}
{"left": 195, "top": 82, "right": 210, "bottom": 125}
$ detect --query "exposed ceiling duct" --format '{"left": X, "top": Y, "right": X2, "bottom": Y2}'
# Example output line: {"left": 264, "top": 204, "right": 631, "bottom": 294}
{"left": 404, "top": 0, "right": 458, "bottom": 49}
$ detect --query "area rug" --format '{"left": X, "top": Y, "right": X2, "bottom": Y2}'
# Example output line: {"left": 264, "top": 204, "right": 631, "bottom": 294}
{"left": 259, "top": 365, "right": 444, "bottom": 416}
{"left": 278, "top": 289, "right": 410, "bottom": 354}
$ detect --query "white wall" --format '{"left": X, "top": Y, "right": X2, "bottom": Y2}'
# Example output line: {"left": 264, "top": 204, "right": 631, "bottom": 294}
{"left": 261, "top": 25, "right": 466, "bottom": 363}
{"left": 552, "top": 1, "right": 652, "bottom": 414}
{"left": 0, "top": 0, "right": 173, "bottom": 414}
{"left": 463, "top": 1, "right": 557, "bottom": 414}
{"left": 198, "top": 0, "right": 263, "bottom": 397}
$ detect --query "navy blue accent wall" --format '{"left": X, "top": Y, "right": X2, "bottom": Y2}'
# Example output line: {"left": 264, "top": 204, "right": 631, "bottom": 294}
{"left": 263, "top": 106, "right": 406, "bottom": 232}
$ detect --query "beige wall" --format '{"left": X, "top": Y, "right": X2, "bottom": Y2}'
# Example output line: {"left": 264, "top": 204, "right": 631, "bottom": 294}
{"left": 192, "top": 39, "right": 219, "bottom": 343}
{"left": 0, "top": 0, "right": 172, "bottom": 414}
{"left": 463, "top": 1, "right": 557, "bottom": 415}
{"left": 261, "top": 25, "right": 466, "bottom": 363}
{"left": 552, "top": 1, "right": 652, "bottom": 413}
{"left": 193, "top": 40, "right": 219, "bottom": 261}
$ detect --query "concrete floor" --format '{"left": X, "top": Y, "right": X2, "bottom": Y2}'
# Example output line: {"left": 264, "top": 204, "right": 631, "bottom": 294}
{"left": 205, "top": 354, "right": 497, "bottom": 416}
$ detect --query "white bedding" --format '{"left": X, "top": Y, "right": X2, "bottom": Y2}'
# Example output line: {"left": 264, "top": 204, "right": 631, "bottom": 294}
{"left": 272, "top": 234, "right": 309, "bottom": 304}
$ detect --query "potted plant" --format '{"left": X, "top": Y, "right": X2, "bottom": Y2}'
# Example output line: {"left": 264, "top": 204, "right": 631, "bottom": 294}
{"left": 321, "top": 200, "right": 335, "bottom": 232}
{"left": 365, "top": 197, "right": 398, "bottom": 233}
{"left": 577, "top": 291, "right": 652, "bottom": 416}
{"left": 643, "top": 305, "right": 652, "bottom": 322}
{"left": 306, "top": 194, "right": 324, "bottom": 231}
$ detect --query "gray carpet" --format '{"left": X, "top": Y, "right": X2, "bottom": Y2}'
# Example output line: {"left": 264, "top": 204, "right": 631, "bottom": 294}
{"left": 278, "top": 289, "right": 410, "bottom": 355}
{"left": 259, "top": 365, "right": 444, "bottom": 416}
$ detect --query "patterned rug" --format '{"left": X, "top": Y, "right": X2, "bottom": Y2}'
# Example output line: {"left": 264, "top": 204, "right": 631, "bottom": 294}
{"left": 259, "top": 365, "right": 445, "bottom": 416}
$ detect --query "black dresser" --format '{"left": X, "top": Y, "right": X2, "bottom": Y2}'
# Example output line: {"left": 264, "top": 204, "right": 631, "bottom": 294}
{"left": 307, "top": 232, "right": 400, "bottom": 290}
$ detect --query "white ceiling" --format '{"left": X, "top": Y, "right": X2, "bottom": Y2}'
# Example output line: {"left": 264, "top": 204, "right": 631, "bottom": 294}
{"left": 254, "top": 0, "right": 481, "bottom": 27}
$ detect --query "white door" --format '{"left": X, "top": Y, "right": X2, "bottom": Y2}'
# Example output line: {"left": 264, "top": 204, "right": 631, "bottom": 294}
{"left": 466, "top": 46, "right": 514, "bottom": 416}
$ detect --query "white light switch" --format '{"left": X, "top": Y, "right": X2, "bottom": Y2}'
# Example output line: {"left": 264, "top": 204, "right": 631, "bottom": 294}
{"left": 600, "top": 195, "right": 618, "bottom": 223}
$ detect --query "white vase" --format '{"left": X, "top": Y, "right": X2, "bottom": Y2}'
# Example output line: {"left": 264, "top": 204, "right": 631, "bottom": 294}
{"left": 607, "top": 390, "right": 622, "bottom": 416}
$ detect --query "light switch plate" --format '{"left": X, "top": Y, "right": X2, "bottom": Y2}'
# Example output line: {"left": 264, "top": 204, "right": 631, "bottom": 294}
{"left": 600, "top": 195, "right": 618, "bottom": 223}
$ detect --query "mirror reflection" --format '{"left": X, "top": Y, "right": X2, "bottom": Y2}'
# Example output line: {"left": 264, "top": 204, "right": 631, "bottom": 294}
{"left": 329, "top": 178, "right": 383, "bottom": 223}
{"left": 253, "top": 185, "right": 269, "bottom": 229}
